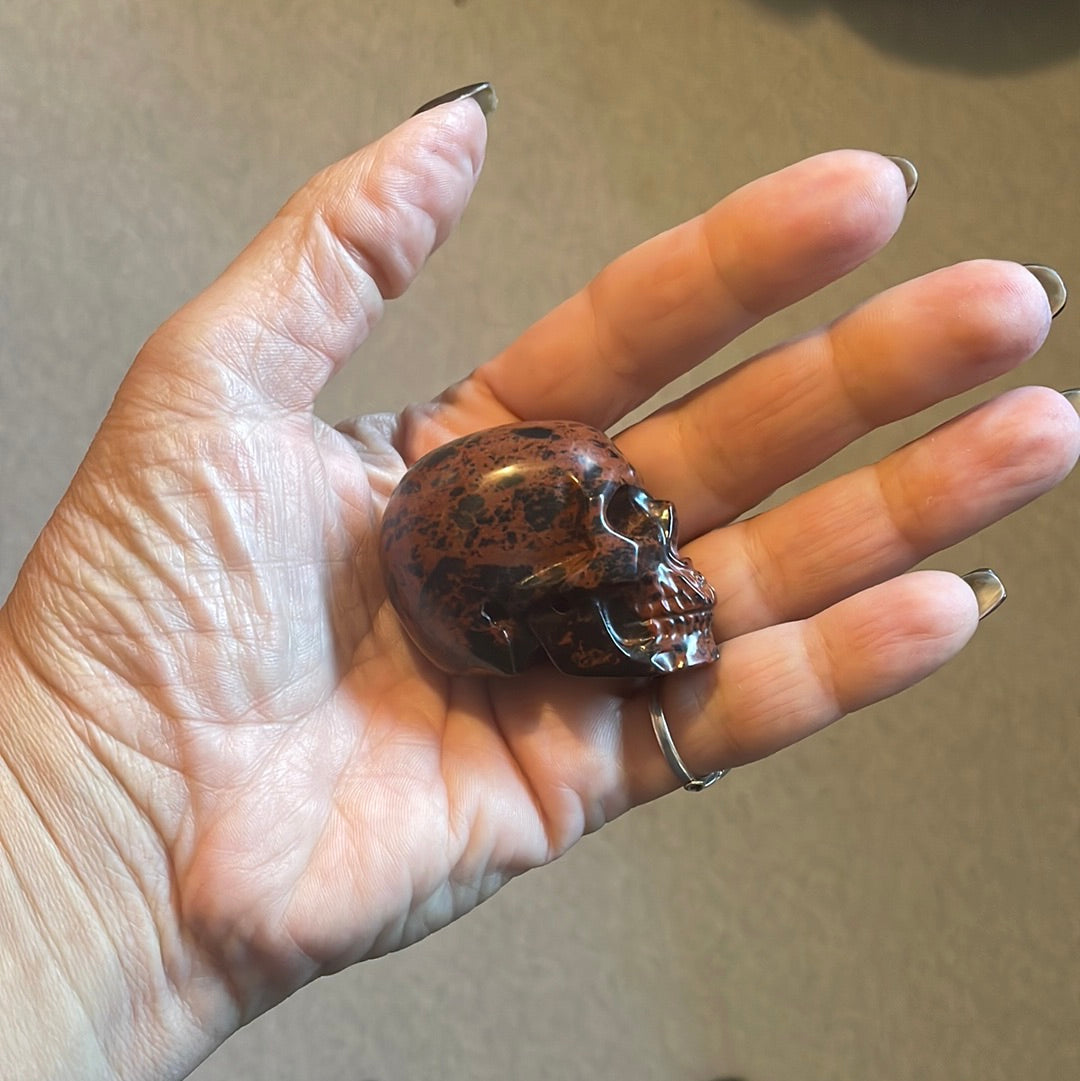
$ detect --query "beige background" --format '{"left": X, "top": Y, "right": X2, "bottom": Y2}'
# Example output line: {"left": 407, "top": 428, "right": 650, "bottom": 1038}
{"left": 2, "top": 2, "right": 1078, "bottom": 1079}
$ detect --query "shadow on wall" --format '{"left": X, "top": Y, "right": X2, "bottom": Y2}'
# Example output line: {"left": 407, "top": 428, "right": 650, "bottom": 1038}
{"left": 751, "top": 0, "right": 1080, "bottom": 73}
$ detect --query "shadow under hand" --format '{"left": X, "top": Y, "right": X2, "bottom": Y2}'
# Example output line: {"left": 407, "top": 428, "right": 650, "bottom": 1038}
{"left": 752, "top": 0, "right": 1080, "bottom": 74}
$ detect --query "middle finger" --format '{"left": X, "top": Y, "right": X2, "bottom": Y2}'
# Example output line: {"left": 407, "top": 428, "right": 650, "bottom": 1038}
{"left": 618, "top": 259, "right": 1056, "bottom": 539}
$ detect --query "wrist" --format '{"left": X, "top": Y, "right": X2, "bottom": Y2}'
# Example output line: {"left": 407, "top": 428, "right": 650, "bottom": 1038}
{"left": 0, "top": 611, "right": 224, "bottom": 1081}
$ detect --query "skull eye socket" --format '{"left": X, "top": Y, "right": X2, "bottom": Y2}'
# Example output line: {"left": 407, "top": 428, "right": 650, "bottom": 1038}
{"left": 604, "top": 485, "right": 646, "bottom": 534}
{"left": 481, "top": 601, "right": 508, "bottom": 625}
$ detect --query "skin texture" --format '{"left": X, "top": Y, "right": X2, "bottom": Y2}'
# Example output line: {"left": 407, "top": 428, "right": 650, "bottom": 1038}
{"left": 0, "top": 100, "right": 1077, "bottom": 1081}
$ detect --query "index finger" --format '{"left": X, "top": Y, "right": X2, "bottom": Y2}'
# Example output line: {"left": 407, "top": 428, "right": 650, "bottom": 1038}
{"left": 449, "top": 150, "right": 912, "bottom": 432}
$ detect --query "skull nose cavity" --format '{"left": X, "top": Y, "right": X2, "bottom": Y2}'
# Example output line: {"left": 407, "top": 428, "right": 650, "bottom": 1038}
{"left": 605, "top": 485, "right": 681, "bottom": 554}
{"left": 651, "top": 498, "right": 675, "bottom": 537}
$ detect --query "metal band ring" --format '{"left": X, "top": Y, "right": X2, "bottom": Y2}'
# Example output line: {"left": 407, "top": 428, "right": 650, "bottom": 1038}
{"left": 649, "top": 682, "right": 729, "bottom": 792}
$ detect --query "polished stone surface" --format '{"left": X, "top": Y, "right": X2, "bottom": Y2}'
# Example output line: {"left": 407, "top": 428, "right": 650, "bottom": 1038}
{"left": 380, "top": 420, "right": 718, "bottom": 676}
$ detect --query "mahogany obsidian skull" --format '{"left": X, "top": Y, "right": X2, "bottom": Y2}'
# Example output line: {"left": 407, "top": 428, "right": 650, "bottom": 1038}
{"left": 378, "top": 421, "right": 719, "bottom": 677}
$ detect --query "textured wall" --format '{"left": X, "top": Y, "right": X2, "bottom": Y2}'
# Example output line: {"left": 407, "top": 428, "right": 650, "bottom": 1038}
{"left": 2, "top": 2, "right": 1077, "bottom": 1079}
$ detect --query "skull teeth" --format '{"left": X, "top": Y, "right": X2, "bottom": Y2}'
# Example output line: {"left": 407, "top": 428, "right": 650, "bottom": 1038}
{"left": 643, "top": 611, "right": 714, "bottom": 642}
{"left": 640, "top": 592, "right": 714, "bottom": 620}
{"left": 642, "top": 570, "right": 717, "bottom": 620}
{"left": 610, "top": 610, "right": 712, "bottom": 648}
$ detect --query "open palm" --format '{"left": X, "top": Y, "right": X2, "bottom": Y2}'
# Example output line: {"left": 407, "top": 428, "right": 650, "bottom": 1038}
{"left": 4, "top": 95, "right": 1076, "bottom": 1044}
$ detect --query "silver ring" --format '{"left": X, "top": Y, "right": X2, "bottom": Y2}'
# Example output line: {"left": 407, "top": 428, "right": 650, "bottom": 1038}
{"left": 649, "top": 682, "right": 729, "bottom": 792}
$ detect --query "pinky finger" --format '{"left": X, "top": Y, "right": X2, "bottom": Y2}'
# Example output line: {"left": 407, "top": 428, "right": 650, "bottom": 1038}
{"left": 624, "top": 570, "right": 992, "bottom": 804}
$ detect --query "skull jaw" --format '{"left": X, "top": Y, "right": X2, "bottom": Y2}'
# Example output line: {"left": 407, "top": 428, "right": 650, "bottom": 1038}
{"left": 627, "top": 620, "right": 720, "bottom": 674}
{"left": 528, "top": 598, "right": 719, "bottom": 677}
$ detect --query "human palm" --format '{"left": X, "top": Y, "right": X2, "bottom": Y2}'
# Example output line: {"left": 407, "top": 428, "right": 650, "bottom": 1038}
{"left": 3, "top": 97, "right": 1076, "bottom": 1043}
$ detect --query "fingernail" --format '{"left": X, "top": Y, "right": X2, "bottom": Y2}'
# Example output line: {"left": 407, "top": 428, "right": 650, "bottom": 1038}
{"left": 413, "top": 82, "right": 498, "bottom": 118}
{"left": 962, "top": 568, "right": 1006, "bottom": 621}
{"left": 1023, "top": 264, "right": 1067, "bottom": 318}
{"left": 884, "top": 155, "right": 919, "bottom": 200}
{"left": 1063, "top": 388, "right": 1080, "bottom": 415}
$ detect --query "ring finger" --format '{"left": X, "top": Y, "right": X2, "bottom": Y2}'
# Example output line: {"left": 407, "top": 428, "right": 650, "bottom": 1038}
{"left": 685, "top": 385, "right": 1080, "bottom": 640}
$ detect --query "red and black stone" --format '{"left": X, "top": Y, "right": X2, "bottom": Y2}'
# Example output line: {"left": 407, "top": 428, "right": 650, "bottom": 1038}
{"left": 379, "top": 420, "right": 719, "bottom": 677}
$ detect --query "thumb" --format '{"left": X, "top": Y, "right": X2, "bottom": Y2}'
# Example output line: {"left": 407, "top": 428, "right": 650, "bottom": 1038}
{"left": 126, "top": 84, "right": 493, "bottom": 415}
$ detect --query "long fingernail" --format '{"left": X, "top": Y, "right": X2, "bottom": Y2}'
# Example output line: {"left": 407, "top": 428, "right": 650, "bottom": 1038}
{"left": 413, "top": 82, "right": 498, "bottom": 118}
{"left": 962, "top": 568, "right": 1006, "bottom": 620}
{"left": 1023, "top": 264, "right": 1067, "bottom": 318}
{"left": 1063, "top": 388, "right": 1080, "bottom": 415}
{"left": 884, "top": 155, "right": 919, "bottom": 200}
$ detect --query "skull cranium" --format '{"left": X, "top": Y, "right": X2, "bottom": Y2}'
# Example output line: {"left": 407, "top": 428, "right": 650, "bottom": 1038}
{"left": 378, "top": 421, "right": 719, "bottom": 677}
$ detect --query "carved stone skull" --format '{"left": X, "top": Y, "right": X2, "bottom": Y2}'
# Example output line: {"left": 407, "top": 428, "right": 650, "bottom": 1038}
{"left": 378, "top": 421, "right": 719, "bottom": 677}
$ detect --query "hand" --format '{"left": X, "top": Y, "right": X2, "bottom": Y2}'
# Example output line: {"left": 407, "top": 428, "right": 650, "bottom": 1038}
{"left": 2, "top": 94, "right": 1076, "bottom": 1078}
